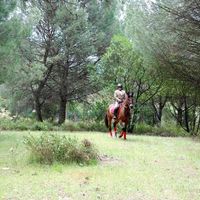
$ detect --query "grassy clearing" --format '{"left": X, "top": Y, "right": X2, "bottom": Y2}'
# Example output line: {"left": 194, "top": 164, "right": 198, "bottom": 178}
{"left": 0, "top": 131, "right": 200, "bottom": 200}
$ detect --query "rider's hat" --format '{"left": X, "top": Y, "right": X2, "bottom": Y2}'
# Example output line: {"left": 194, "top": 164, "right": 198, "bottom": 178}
{"left": 117, "top": 83, "right": 123, "bottom": 89}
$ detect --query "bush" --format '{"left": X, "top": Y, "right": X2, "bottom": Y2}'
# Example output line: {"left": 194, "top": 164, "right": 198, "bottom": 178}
{"left": 23, "top": 133, "right": 98, "bottom": 165}
{"left": 30, "top": 121, "right": 54, "bottom": 131}
{"left": 0, "top": 117, "right": 107, "bottom": 132}
{"left": 60, "top": 120, "right": 107, "bottom": 132}
{"left": 0, "top": 116, "right": 190, "bottom": 136}
{"left": 153, "top": 123, "right": 189, "bottom": 137}
{"left": 0, "top": 118, "right": 54, "bottom": 131}
{"left": 134, "top": 123, "right": 189, "bottom": 137}
{"left": 60, "top": 120, "right": 81, "bottom": 132}
{"left": 135, "top": 123, "right": 153, "bottom": 135}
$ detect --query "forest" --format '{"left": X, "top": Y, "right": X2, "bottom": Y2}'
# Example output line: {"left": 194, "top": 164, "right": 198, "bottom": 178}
{"left": 1, "top": 0, "right": 200, "bottom": 136}
{"left": 1, "top": 1, "right": 200, "bottom": 199}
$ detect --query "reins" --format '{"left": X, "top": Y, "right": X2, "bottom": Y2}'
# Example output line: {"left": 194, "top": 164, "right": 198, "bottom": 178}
{"left": 121, "top": 96, "right": 130, "bottom": 112}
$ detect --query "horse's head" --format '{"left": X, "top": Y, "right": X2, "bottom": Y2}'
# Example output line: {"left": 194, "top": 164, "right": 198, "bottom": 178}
{"left": 126, "top": 92, "right": 134, "bottom": 109}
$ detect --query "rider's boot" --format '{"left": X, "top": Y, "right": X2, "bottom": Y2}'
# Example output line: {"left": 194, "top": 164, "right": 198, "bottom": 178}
{"left": 113, "top": 107, "right": 118, "bottom": 120}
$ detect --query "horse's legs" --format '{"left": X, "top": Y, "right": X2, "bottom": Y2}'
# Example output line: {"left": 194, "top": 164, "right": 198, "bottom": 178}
{"left": 108, "top": 118, "right": 112, "bottom": 137}
{"left": 119, "top": 130, "right": 123, "bottom": 138}
{"left": 119, "top": 124, "right": 127, "bottom": 140}
{"left": 113, "top": 121, "right": 117, "bottom": 137}
{"left": 109, "top": 127, "right": 112, "bottom": 137}
{"left": 123, "top": 125, "right": 127, "bottom": 140}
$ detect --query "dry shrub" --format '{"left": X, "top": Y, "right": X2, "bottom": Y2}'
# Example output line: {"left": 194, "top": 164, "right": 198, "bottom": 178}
{"left": 24, "top": 133, "right": 98, "bottom": 165}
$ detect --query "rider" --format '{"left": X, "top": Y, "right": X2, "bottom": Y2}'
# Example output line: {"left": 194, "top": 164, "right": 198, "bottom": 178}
{"left": 113, "top": 83, "right": 126, "bottom": 119}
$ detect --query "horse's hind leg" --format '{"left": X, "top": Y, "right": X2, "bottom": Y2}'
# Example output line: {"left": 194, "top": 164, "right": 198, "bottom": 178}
{"left": 108, "top": 118, "right": 112, "bottom": 137}
{"left": 123, "top": 127, "right": 127, "bottom": 140}
{"left": 109, "top": 126, "right": 112, "bottom": 137}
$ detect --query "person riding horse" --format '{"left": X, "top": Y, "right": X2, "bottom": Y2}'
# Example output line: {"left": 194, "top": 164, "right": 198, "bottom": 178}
{"left": 113, "top": 83, "right": 126, "bottom": 120}
{"left": 105, "top": 84, "right": 133, "bottom": 139}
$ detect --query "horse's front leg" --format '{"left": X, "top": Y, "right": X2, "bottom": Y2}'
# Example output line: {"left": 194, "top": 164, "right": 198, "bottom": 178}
{"left": 113, "top": 121, "right": 117, "bottom": 137}
{"left": 119, "top": 123, "right": 127, "bottom": 140}
{"left": 123, "top": 125, "right": 127, "bottom": 140}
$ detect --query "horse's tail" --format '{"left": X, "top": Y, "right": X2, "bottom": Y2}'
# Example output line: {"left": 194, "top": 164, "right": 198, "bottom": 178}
{"left": 105, "top": 113, "right": 109, "bottom": 128}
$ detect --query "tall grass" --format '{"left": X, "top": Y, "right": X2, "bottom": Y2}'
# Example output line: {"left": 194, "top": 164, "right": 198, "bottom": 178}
{"left": 24, "top": 133, "right": 98, "bottom": 165}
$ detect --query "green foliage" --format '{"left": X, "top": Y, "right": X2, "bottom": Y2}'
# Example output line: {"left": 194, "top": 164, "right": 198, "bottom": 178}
{"left": 0, "top": 0, "right": 16, "bottom": 22}
{"left": 0, "top": 118, "right": 53, "bottom": 131}
{"left": 98, "top": 34, "right": 143, "bottom": 90}
{"left": 83, "top": 100, "right": 108, "bottom": 121}
{"left": 0, "top": 118, "right": 107, "bottom": 132}
{"left": 153, "top": 124, "right": 189, "bottom": 137}
{"left": 23, "top": 133, "right": 98, "bottom": 165}
{"left": 60, "top": 120, "right": 107, "bottom": 132}
{"left": 135, "top": 123, "right": 189, "bottom": 137}
{"left": 135, "top": 123, "right": 154, "bottom": 135}
{"left": 0, "top": 116, "right": 190, "bottom": 136}
{"left": 29, "top": 121, "right": 54, "bottom": 131}
{"left": 0, "top": 1, "right": 28, "bottom": 84}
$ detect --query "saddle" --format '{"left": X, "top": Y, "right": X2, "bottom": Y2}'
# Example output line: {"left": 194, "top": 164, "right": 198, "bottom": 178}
{"left": 109, "top": 104, "right": 122, "bottom": 115}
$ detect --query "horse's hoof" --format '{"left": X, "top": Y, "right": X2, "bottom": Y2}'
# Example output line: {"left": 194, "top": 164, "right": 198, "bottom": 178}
{"left": 119, "top": 135, "right": 122, "bottom": 138}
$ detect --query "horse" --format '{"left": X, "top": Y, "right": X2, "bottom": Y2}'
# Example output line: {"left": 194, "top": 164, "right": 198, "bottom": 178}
{"left": 105, "top": 92, "right": 133, "bottom": 140}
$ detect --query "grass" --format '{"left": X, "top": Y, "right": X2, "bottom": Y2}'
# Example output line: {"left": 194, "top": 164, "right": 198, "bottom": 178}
{"left": 0, "top": 131, "right": 200, "bottom": 200}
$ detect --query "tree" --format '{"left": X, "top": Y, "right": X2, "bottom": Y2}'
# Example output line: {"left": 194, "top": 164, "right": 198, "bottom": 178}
{"left": 123, "top": 0, "right": 200, "bottom": 135}
{"left": 0, "top": 0, "right": 17, "bottom": 83}
{"left": 13, "top": 0, "right": 117, "bottom": 123}
{"left": 52, "top": 4, "right": 94, "bottom": 124}
{"left": 98, "top": 35, "right": 161, "bottom": 132}
{"left": 153, "top": 0, "right": 200, "bottom": 88}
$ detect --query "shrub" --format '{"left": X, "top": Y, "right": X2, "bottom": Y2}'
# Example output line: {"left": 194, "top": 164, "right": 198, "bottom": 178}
{"left": 134, "top": 123, "right": 189, "bottom": 137}
{"left": 60, "top": 120, "right": 107, "bottom": 132}
{"left": 152, "top": 123, "right": 189, "bottom": 137}
{"left": 0, "top": 116, "right": 190, "bottom": 136}
{"left": 0, "top": 117, "right": 107, "bottom": 132}
{"left": 135, "top": 123, "right": 153, "bottom": 135}
{"left": 86, "top": 121, "right": 107, "bottom": 132}
{"left": 0, "top": 118, "right": 54, "bottom": 131}
{"left": 60, "top": 120, "right": 81, "bottom": 132}
{"left": 23, "top": 133, "right": 98, "bottom": 165}
{"left": 0, "top": 119, "right": 15, "bottom": 130}
{"left": 30, "top": 121, "right": 54, "bottom": 131}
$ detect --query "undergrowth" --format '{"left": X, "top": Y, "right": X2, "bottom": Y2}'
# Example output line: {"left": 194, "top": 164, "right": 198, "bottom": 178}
{"left": 23, "top": 133, "right": 98, "bottom": 165}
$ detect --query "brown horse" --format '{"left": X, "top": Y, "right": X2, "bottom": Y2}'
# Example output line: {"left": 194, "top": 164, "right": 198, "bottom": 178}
{"left": 105, "top": 92, "right": 133, "bottom": 140}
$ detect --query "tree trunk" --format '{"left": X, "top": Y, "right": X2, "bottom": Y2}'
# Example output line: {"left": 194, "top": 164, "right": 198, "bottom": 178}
{"left": 184, "top": 96, "right": 190, "bottom": 133}
{"left": 196, "top": 113, "right": 200, "bottom": 135}
{"left": 35, "top": 96, "right": 43, "bottom": 122}
{"left": 152, "top": 96, "right": 167, "bottom": 126}
{"left": 157, "top": 96, "right": 163, "bottom": 125}
{"left": 177, "top": 107, "right": 183, "bottom": 126}
{"left": 128, "top": 103, "right": 139, "bottom": 133}
{"left": 58, "top": 97, "right": 67, "bottom": 124}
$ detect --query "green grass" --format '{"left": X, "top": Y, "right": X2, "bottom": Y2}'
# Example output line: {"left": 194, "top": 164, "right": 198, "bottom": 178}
{"left": 0, "top": 131, "right": 200, "bottom": 200}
